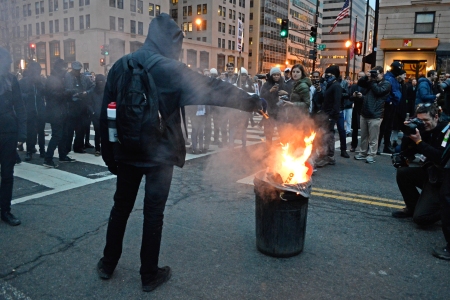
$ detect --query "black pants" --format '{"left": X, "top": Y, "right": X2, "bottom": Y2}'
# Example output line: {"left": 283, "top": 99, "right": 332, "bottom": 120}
{"left": 0, "top": 134, "right": 17, "bottom": 214}
{"left": 93, "top": 119, "right": 101, "bottom": 152}
{"left": 396, "top": 166, "right": 441, "bottom": 226}
{"left": 26, "top": 114, "right": 45, "bottom": 153}
{"left": 84, "top": 117, "right": 91, "bottom": 146}
{"left": 66, "top": 114, "right": 85, "bottom": 152}
{"left": 45, "top": 118, "right": 68, "bottom": 160}
{"left": 378, "top": 103, "right": 395, "bottom": 150}
{"left": 102, "top": 163, "right": 174, "bottom": 280}
{"left": 351, "top": 108, "right": 361, "bottom": 150}
{"left": 440, "top": 169, "right": 450, "bottom": 247}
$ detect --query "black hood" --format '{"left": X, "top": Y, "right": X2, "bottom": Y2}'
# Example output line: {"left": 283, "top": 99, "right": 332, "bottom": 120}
{"left": 142, "top": 13, "right": 183, "bottom": 60}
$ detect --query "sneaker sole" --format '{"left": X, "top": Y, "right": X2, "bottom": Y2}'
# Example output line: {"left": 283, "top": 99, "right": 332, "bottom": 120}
{"left": 366, "top": 160, "right": 375, "bottom": 164}
{"left": 59, "top": 160, "right": 77, "bottom": 163}
{"left": 432, "top": 250, "right": 450, "bottom": 260}
{"left": 354, "top": 157, "right": 367, "bottom": 160}
{"left": 43, "top": 163, "right": 58, "bottom": 168}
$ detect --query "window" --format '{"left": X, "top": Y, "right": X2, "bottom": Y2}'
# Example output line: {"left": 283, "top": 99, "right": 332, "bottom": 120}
{"left": 109, "top": 0, "right": 115, "bottom": 7}
{"left": 40, "top": 1, "right": 44, "bottom": 13}
{"left": 55, "top": 19, "right": 59, "bottom": 32}
{"left": 54, "top": 0, "right": 59, "bottom": 11}
{"left": 229, "top": 9, "right": 232, "bottom": 19}
{"left": 64, "top": 39, "right": 76, "bottom": 62}
{"left": 35, "top": 2, "right": 39, "bottom": 15}
{"left": 28, "top": 4, "right": 31, "bottom": 16}
{"left": 137, "top": 1, "right": 143, "bottom": 14}
{"left": 218, "top": 22, "right": 221, "bottom": 32}
{"left": 172, "top": 0, "right": 178, "bottom": 4}
{"left": 70, "top": 17, "right": 74, "bottom": 31}
{"left": 79, "top": 0, "right": 84, "bottom": 6}
{"left": 86, "top": 15, "right": 90, "bottom": 29}
{"left": 155, "top": 5, "right": 160, "bottom": 16}
{"left": 50, "top": 20, "right": 54, "bottom": 33}
{"left": 218, "top": 6, "right": 222, "bottom": 16}
{"left": 415, "top": 12, "right": 435, "bottom": 34}
{"left": 138, "top": 21, "right": 143, "bottom": 35}
{"left": 24, "top": 25, "right": 27, "bottom": 37}
{"left": 79, "top": 16, "right": 84, "bottom": 30}
{"left": 171, "top": 9, "right": 177, "bottom": 19}
{"left": 64, "top": 18, "right": 69, "bottom": 31}
{"left": 41, "top": 22, "right": 45, "bottom": 34}
{"left": 188, "top": 5, "right": 192, "bottom": 16}
{"left": 229, "top": 25, "right": 232, "bottom": 34}
{"left": 250, "top": 0, "right": 253, "bottom": 7}
{"left": 36, "top": 23, "right": 40, "bottom": 35}
{"left": 23, "top": 5, "right": 26, "bottom": 18}
{"left": 202, "top": 37, "right": 206, "bottom": 42}
{"left": 131, "top": 20, "right": 136, "bottom": 34}
{"left": 118, "top": 18, "right": 124, "bottom": 32}
{"left": 188, "top": 22, "right": 192, "bottom": 32}
{"left": 183, "top": 6, "right": 187, "bottom": 16}
{"left": 183, "top": 22, "right": 188, "bottom": 32}
{"left": 232, "top": 41, "right": 235, "bottom": 51}
{"left": 197, "top": 5, "right": 201, "bottom": 15}
{"left": 118, "top": 0, "right": 123, "bottom": 9}
{"left": 49, "top": 1, "right": 53, "bottom": 12}
{"left": 203, "top": 4, "right": 207, "bottom": 14}
{"left": 242, "top": 14, "right": 245, "bottom": 23}
{"left": 28, "top": 24, "right": 32, "bottom": 36}
{"left": 86, "top": 0, "right": 90, "bottom": 5}
{"left": 218, "top": 38, "right": 221, "bottom": 48}
{"left": 149, "top": 3, "right": 154, "bottom": 16}
{"left": 63, "top": 0, "right": 68, "bottom": 9}
{"left": 250, "top": 13, "right": 253, "bottom": 20}
{"left": 69, "top": 0, "right": 74, "bottom": 8}
{"left": 228, "top": 40, "right": 231, "bottom": 50}
{"left": 110, "top": 16, "right": 116, "bottom": 30}
{"left": 130, "top": 0, "right": 136, "bottom": 12}
{"left": 222, "top": 39, "right": 225, "bottom": 49}
{"left": 202, "top": 20, "right": 206, "bottom": 31}
{"left": 233, "top": 10, "right": 235, "bottom": 20}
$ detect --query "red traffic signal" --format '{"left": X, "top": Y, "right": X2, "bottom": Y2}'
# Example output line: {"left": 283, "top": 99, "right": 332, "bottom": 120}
{"left": 29, "top": 43, "right": 36, "bottom": 56}
{"left": 354, "top": 41, "right": 362, "bottom": 56}
{"left": 100, "top": 58, "right": 105, "bottom": 66}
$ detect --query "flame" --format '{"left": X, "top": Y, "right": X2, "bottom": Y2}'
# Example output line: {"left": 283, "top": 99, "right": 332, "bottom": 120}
{"left": 276, "top": 131, "right": 316, "bottom": 184}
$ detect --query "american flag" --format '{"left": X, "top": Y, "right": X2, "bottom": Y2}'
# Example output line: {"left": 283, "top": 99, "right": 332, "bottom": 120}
{"left": 329, "top": 0, "right": 351, "bottom": 34}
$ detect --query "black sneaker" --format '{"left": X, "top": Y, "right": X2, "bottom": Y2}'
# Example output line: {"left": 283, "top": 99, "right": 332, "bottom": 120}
{"left": 142, "top": 266, "right": 171, "bottom": 292}
{"left": 59, "top": 156, "right": 76, "bottom": 163}
{"left": 43, "top": 160, "right": 59, "bottom": 168}
{"left": 1, "top": 212, "right": 21, "bottom": 226}
{"left": 97, "top": 258, "right": 114, "bottom": 280}
{"left": 432, "top": 246, "right": 450, "bottom": 260}
{"left": 25, "top": 153, "right": 32, "bottom": 161}
{"left": 392, "top": 207, "right": 413, "bottom": 218}
{"left": 15, "top": 156, "right": 22, "bottom": 165}
{"left": 39, "top": 150, "right": 46, "bottom": 158}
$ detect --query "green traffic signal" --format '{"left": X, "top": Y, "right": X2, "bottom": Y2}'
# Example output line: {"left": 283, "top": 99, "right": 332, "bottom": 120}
{"left": 309, "top": 37, "right": 316, "bottom": 43}
{"left": 280, "top": 18, "right": 289, "bottom": 39}
{"left": 280, "top": 30, "right": 288, "bottom": 37}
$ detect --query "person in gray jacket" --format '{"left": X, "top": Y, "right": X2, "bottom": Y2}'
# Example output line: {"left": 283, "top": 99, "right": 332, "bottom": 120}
{"left": 354, "top": 66, "right": 391, "bottom": 164}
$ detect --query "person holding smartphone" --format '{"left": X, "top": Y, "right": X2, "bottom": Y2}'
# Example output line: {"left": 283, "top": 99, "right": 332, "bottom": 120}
{"left": 348, "top": 71, "right": 368, "bottom": 152}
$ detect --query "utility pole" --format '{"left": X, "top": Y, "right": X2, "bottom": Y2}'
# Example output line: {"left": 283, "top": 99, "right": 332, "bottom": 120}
{"left": 362, "top": 0, "right": 370, "bottom": 72}
{"left": 352, "top": 16, "right": 358, "bottom": 81}
{"left": 312, "top": 0, "right": 320, "bottom": 72}
{"left": 346, "top": 0, "right": 353, "bottom": 78}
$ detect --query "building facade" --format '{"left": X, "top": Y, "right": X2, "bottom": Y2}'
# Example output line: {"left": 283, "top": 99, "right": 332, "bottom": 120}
{"left": 321, "top": 0, "right": 367, "bottom": 78}
{"left": 170, "top": 0, "right": 250, "bottom": 74}
{"left": 0, "top": 0, "right": 169, "bottom": 76}
{"left": 377, "top": 0, "right": 450, "bottom": 78}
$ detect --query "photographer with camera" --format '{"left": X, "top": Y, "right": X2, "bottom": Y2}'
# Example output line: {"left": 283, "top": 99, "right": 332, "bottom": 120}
{"left": 354, "top": 66, "right": 391, "bottom": 164}
{"left": 392, "top": 103, "right": 447, "bottom": 226}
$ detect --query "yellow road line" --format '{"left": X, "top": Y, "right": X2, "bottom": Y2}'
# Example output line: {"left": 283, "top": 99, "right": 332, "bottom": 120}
{"left": 313, "top": 187, "right": 403, "bottom": 205}
{"left": 311, "top": 191, "right": 404, "bottom": 209}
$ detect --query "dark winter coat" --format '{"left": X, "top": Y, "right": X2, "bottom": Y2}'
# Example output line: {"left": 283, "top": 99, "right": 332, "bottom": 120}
{"left": 260, "top": 75, "right": 286, "bottom": 117}
{"left": 0, "top": 73, "right": 27, "bottom": 141}
{"left": 64, "top": 71, "right": 94, "bottom": 118}
{"left": 316, "top": 79, "right": 342, "bottom": 119}
{"left": 290, "top": 77, "right": 312, "bottom": 111}
{"left": 19, "top": 73, "right": 46, "bottom": 118}
{"left": 384, "top": 71, "right": 401, "bottom": 106}
{"left": 405, "top": 82, "right": 417, "bottom": 116}
{"left": 357, "top": 76, "right": 391, "bottom": 119}
{"left": 100, "top": 13, "right": 260, "bottom": 168}
{"left": 415, "top": 77, "right": 436, "bottom": 105}
{"left": 45, "top": 69, "right": 72, "bottom": 123}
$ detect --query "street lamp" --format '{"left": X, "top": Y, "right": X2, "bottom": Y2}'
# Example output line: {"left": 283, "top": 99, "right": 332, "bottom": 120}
{"left": 195, "top": 18, "right": 202, "bottom": 26}
{"left": 345, "top": 40, "right": 352, "bottom": 48}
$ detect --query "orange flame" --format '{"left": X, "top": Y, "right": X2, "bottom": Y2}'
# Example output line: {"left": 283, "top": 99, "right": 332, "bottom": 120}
{"left": 275, "top": 131, "right": 316, "bottom": 184}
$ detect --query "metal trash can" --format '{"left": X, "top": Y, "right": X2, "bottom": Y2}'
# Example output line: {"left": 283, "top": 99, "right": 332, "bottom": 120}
{"left": 254, "top": 171, "right": 310, "bottom": 258}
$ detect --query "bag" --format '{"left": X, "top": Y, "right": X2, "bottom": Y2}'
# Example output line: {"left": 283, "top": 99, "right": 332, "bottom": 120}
{"left": 116, "top": 53, "right": 163, "bottom": 153}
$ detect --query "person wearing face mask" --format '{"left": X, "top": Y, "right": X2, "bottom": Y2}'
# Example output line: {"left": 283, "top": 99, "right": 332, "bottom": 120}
{"left": 354, "top": 66, "right": 391, "bottom": 164}
{"left": 314, "top": 65, "right": 342, "bottom": 167}
{"left": 260, "top": 67, "right": 288, "bottom": 148}
{"left": 0, "top": 47, "right": 27, "bottom": 226}
{"left": 44, "top": 59, "right": 75, "bottom": 168}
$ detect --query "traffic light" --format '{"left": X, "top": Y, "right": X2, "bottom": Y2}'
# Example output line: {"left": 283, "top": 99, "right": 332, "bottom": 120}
{"left": 280, "top": 19, "right": 289, "bottom": 38}
{"left": 101, "top": 45, "right": 109, "bottom": 56}
{"left": 309, "top": 26, "right": 317, "bottom": 43}
{"left": 29, "top": 43, "right": 36, "bottom": 56}
{"left": 100, "top": 58, "right": 105, "bottom": 66}
{"left": 354, "top": 41, "right": 362, "bottom": 56}
{"left": 308, "top": 49, "right": 317, "bottom": 60}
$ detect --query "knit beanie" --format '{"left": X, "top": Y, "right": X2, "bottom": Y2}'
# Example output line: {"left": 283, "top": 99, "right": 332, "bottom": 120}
{"left": 325, "top": 65, "right": 340, "bottom": 78}
{"left": 240, "top": 67, "right": 248, "bottom": 75}
{"left": 390, "top": 61, "right": 403, "bottom": 77}
{"left": 270, "top": 67, "right": 281, "bottom": 76}
{"left": 210, "top": 68, "right": 218, "bottom": 75}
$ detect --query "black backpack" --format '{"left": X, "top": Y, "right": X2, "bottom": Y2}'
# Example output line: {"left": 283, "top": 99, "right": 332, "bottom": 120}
{"left": 115, "top": 53, "right": 164, "bottom": 153}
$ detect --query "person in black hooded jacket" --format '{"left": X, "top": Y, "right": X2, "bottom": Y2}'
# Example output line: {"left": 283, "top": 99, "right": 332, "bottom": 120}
{"left": 0, "top": 47, "right": 26, "bottom": 226}
{"left": 97, "top": 13, "right": 263, "bottom": 292}
{"left": 19, "top": 62, "right": 46, "bottom": 161}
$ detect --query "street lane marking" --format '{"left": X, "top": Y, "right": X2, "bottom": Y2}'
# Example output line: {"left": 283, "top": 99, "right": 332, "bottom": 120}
{"left": 237, "top": 173, "right": 404, "bottom": 209}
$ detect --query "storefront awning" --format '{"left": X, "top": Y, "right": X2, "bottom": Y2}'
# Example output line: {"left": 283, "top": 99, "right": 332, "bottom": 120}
{"left": 436, "top": 43, "right": 450, "bottom": 56}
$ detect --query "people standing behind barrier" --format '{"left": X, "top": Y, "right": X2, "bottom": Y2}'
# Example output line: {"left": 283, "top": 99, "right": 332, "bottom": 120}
{"left": 349, "top": 71, "right": 367, "bottom": 152}
{"left": 44, "top": 59, "right": 76, "bottom": 168}
{"left": 0, "top": 47, "right": 27, "bottom": 226}
{"left": 415, "top": 70, "right": 439, "bottom": 106}
{"left": 392, "top": 103, "right": 446, "bottom": 226}
{"left": 354, "top": 66, "right": 391, "bottom": 164}
{"left": 229, "top": 68, "right": 254, "bottom": 149}
{"left": 65, "top": 61, "right": 94, "bottom": 154}
{"left": 19, "top": 62, "right": 46, "bottom": 161}
{"left": 378, "top": 62, "right": 403, "bottom": 154}
{"left": 91, "top": 74, "right": 106, "bottom": 156}
{"left": 314, "top": 65, "right": 342, "bottom": 167}
{"left": 260, "top": 67, "right": 288, "bottom": 149}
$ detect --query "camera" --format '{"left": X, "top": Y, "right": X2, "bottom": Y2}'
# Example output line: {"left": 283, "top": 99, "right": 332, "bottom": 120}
{"left": 369, "top": 70, "right": 378, "bottom": 78}
{"left": 402, "top": 118, "right": 425, "bottom": 136}
{"left": 391, "top": 153, "right": 409, "bottom": 168}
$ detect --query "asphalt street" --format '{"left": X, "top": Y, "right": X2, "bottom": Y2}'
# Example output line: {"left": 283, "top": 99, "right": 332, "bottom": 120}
{"left": 1, "top": 121, "right": 449, "bottom": 299}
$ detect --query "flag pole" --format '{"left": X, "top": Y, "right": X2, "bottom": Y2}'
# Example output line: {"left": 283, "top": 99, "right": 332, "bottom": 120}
{"left": 352, "top": 16, "right": 358, "bottom": 81}
{"left": 346, "top": 0, "right": 353, "bottom": 78}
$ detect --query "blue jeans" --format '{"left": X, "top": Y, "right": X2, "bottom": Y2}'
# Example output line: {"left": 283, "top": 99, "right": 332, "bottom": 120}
{"left": 102, "top": 163, "right": 174, "bottom": 280}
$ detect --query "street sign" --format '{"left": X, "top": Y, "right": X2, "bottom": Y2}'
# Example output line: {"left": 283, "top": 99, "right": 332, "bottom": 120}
{"left": 317, "top": 44, "right": 326, "bottom": 50}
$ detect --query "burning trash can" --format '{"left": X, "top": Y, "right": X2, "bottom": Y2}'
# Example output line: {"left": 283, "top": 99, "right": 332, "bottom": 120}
{"left": 253, "top": 133, "right": 315, "bottom": 258}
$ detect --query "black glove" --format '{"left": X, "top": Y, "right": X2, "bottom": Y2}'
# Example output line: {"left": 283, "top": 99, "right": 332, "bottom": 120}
{"left": 107, "top": 163, "right": 118, "bottom": 175}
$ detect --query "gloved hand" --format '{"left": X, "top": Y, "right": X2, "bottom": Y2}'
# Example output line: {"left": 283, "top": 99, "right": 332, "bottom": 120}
{"left": 107, "top": 162, "right": 118, "bottom": 175}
